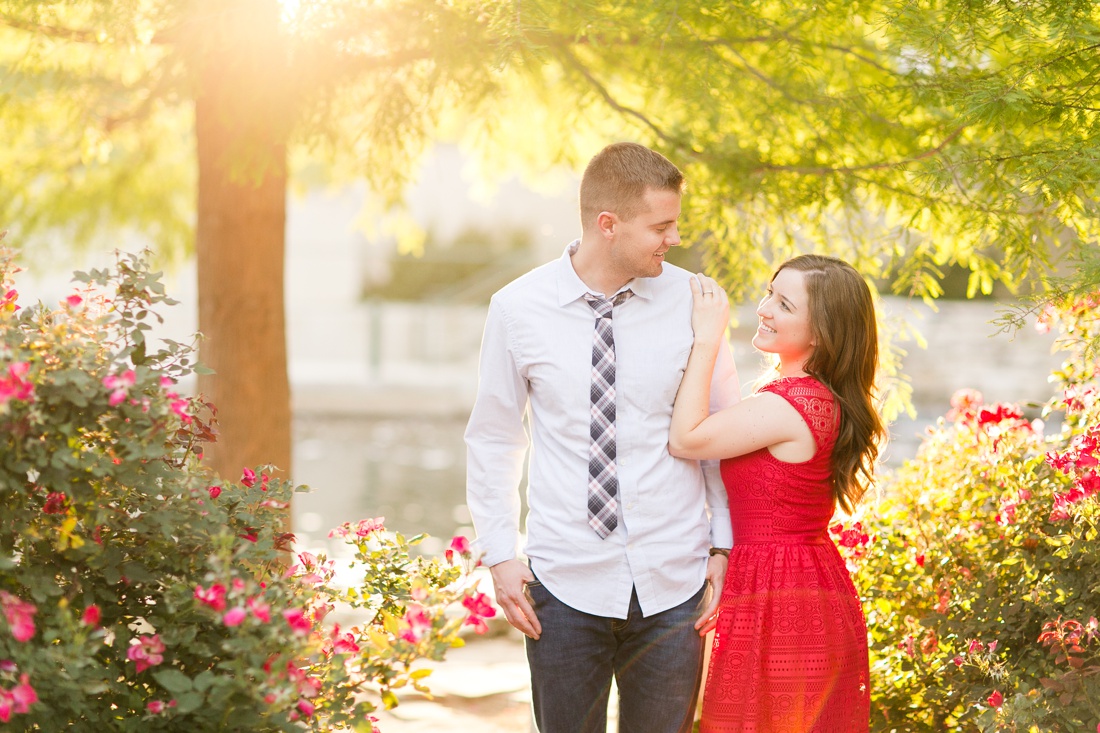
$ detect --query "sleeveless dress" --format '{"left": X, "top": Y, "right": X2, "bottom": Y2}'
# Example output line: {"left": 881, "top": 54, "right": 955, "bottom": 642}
{"left": 700, "top": 376, "right": 870, "bottom": 733}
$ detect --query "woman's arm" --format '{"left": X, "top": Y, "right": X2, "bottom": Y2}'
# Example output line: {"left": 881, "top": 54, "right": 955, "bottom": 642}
{"left": 669, "top": 275, "right": 812, "bottom": 461}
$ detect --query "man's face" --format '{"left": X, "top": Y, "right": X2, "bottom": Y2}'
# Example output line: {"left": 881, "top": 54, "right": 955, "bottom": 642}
{"left": 607, "top": 188, "right": 682, "bottom": 280}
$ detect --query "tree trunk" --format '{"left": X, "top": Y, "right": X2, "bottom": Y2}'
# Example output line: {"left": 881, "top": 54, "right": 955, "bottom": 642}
{"left": 191, "top": 1, "right": 292, "bottom": 484}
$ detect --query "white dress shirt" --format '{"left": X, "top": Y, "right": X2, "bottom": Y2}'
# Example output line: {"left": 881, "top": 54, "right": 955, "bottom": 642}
{"left": 465, "top": 241, "right": 740, "bottom": 619}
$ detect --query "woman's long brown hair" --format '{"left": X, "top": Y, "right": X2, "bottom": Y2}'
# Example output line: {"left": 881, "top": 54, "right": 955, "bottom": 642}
{"left": 775, "top": 254, "right": 886, "bottom": 513}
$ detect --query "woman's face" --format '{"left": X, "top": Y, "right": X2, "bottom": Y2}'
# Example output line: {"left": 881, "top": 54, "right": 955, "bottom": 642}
{"left": 752, "top": 267, "right": 814, "bottom": 369}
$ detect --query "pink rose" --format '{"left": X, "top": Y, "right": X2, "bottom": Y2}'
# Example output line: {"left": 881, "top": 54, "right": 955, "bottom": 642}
{"left": 283, "top": 608, "right": 311, "bottom": 635}
{"left": 223, "top": 607, "right": 247, "bottom": 627}
{"left": 445, "top": 535, "right": 472, "bottom": 564}
{"left": 127, "top": 635, "right": 165, "bottom": 673}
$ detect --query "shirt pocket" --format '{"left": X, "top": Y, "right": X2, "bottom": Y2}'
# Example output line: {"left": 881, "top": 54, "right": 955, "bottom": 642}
{"left": 619, "top": 341, "right": 693, "bottom": 416}
{"left": 521, "top": 324, "right": 591, "bottom": 416}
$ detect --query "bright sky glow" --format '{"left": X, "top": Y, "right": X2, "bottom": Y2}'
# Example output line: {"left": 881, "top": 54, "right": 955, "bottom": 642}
{"left": 277, "top": 0, "right": 304, "bottom": 26}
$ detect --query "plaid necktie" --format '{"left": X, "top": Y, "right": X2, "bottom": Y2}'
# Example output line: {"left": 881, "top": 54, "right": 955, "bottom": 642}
{"left": 584, "top": 290, "right": 632, "bottom": 539}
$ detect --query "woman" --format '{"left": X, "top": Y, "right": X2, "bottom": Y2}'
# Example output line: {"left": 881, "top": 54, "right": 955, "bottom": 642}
{"left": 670, "top": 254, "right": 884, "bottom": 732}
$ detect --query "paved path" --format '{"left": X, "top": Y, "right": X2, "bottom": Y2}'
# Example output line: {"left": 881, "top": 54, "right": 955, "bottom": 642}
{"left": 370, "top": 631, "right": 536, "bottom": 733}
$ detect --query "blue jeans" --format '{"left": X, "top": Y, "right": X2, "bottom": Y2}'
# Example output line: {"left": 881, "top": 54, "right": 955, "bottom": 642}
{"left": 525, "top": 578, "right": 706, "bottom": 733}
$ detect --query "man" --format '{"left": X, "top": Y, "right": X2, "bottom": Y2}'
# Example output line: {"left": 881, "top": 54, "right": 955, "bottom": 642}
{"left": 465, "top": 142, "right": 740, "bottom": 733}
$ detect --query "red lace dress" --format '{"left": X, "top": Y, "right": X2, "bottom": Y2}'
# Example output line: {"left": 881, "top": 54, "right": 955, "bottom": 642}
{"left": 700, "top": 376, "right": 869, "bottom": 733}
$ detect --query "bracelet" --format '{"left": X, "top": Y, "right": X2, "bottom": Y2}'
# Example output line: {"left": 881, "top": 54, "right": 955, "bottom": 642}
{"left": 708, "top": 547, "right": 730, "bottom": 558}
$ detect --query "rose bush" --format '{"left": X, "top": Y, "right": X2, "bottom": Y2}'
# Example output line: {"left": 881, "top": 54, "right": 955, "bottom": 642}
{"left": 846, "top": 294, "right": 1100, "bottom": 732}
{"left": 0, "top": 248, "right": 493, "bottom": 731}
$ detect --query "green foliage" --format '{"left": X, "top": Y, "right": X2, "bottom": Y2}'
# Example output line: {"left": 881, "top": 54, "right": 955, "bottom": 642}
{"left": 0, "top": 248, "right": 493, "bottom": 730}
{"left": 850, "top": 298, "right": 1100, "bottom": 731}
{"left": 5, "top": 0, "right": 1097, "bottom": 321}
{"left": 460, "top": 0, "right": 1098, "bottom": 330}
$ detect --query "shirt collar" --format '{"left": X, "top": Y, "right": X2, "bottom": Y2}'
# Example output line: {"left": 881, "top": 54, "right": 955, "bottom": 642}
{"left": 555, "top": 239, "right": 656, "bottom": 307}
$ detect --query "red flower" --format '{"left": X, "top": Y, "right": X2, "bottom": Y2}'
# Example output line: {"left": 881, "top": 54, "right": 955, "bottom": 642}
{"left": 461, "top": 591, "right": 497, "bottom": 635}
{"left": 222, "top": 607, "right": 247, "bottom": 627}
{"left": 102, "top": 370, "right": 136, "bottom": 407}
{"left": 247, "top": 596, "right": 271, "bottom": 623}
{"left": 947, "top": 388, "right": 983, "bottom": 422}
{"left": 0, "top": 592, "right": 36, "bottom": 642}
{"left": 0, "top": 288, "right": 19, "bottom": 313}
{"left": 354, "top": 517, "right": 385, "bottom": 537}
{"left": 328, "top": 624, "right": 361, "bottom": 655}
{"left": 400, "top": 604, "right": 433, "bottom": 643}
{"left": 194, "top": 583, "right": 227, "bottom": 612}
{"left": 207, "top": 485, "right": 222, "bottom": 499}
{"left": 987, "top": 690, "right": 1003, "bottom": 708}
{"left": 42, "top": 492, "right": 68, "bottom": 515}
{"left": 445, "top": 535, "right": 471, "bottom": 564}
{"left": 127, "top": 634, "right": 165, "bottom": 673}
{"left": 241, "top": 467, "right": 257, "bottom": 487}
{"left": 283, "top": 608, "right": 311, "bottom": 635}
{"left": 977, "top": 404, "right": 1023, "bottom": 426}
{"left": 81, "top": 605, "right": 101, "bottom": 628}
{"left": 10, "top": 674, "right": 36, "bottom": 714}
{"left": 168, "top": 396, "right": 191, "bottom": 423}
{"left": 934, "top": 583, "right": 951, "bottom": 614}
{"left": 0, "top": 674, "right": 38, "bottom": 720}
{"left": 0, "top": 361, "right": 34, "bottom": 405}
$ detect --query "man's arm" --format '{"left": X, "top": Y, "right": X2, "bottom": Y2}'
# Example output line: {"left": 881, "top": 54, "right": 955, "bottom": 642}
{"left": 464, "top": 298, "right": 541, "bottom": 639}
{"left": 696, "top": 322, "right": 740, "bottom": 629}
{"left": 702, "top": 326, "right": 741, "bottom": 550}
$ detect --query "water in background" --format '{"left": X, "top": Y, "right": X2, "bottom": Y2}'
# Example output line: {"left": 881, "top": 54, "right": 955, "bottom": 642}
{"left": 292, "top": 414, "right": 482, "bottom": 558}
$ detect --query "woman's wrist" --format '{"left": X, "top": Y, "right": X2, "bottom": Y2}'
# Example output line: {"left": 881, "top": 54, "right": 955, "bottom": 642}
{"left": 691, "top": 336, "right": 722, "bottom": 351}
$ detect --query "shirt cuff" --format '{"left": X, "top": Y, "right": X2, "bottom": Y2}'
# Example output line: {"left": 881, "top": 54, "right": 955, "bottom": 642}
{"left": 708, "top": 507, "right": 733, "bottom": 549}
{"left": 472, "top": 531, "right": 520, "bottom": 568}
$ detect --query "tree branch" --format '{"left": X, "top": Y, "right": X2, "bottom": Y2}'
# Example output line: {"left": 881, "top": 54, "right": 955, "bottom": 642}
{"left": 552, "top": 41, "right": 679, "bottom": 146}
{"left": 0, "top": 14, "right": 101, "bottom": 43}
{"left": 753, "top": 125, "right": 966, "bottom": 175}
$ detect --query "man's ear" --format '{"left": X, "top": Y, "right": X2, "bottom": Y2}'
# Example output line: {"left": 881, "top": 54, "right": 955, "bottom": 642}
{"left": 596, "top": 211, "right": 616, "bottom": 239}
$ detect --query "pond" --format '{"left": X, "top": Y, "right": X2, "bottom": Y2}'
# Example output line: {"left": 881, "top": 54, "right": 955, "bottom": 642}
{"left": 288, "top": 411, "right": 934, "bottom": 561}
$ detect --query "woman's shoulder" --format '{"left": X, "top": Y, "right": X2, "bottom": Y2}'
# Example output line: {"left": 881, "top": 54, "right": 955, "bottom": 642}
{"left": 760, "top": 375, "right": 833, "bottom": 400}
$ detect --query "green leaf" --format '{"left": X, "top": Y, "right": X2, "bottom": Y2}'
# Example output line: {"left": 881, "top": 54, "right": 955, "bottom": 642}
{"left": 152, "top": 668, "right": 193, "bottom": 695}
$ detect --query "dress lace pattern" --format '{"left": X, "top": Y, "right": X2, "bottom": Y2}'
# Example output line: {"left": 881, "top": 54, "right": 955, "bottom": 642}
{"left": 700, "top": 376, "right": 870, "bottom": 733}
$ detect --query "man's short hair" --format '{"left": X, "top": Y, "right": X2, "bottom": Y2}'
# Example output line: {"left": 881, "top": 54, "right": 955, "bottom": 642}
{"left": 579, "top": 142, "right": 684, "bottom": 230}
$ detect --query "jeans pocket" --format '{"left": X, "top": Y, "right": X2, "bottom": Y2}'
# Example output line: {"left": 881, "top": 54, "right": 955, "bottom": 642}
{"left": 524, "top": 579, "right": 546, "bottom": 609}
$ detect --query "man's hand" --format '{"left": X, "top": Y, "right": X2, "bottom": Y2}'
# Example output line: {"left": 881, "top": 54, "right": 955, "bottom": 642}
{"left": 694, "top": 552, "right": 728, "bottom": 635}
{"left": 489, "top": 559, "right": 542, "bottom": 640}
